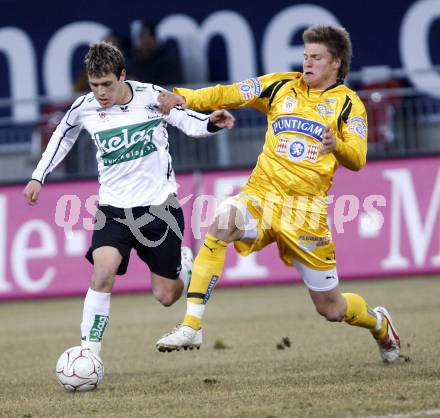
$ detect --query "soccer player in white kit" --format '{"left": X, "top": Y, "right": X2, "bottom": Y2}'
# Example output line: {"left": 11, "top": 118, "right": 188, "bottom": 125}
{"left": 23, "top": 42, "right": 235, "bottom": 356}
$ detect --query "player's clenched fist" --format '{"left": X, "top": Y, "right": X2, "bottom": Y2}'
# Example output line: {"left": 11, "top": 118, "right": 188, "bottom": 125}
{"left": 209, "top": 110, "right": 236, "bottom": 129}
{"left": 320, "top": 126, "right": 337, "bottom": 154}
{"left": 23, "top": 179, "right": 42, "bottom": 205}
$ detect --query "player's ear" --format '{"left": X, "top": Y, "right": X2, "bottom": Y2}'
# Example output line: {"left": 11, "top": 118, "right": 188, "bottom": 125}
{"left": 333, "top": 57, "right": 341, "bottom": 72}
{"left": 119, "top": 69, "right": 127, "bottom": 82}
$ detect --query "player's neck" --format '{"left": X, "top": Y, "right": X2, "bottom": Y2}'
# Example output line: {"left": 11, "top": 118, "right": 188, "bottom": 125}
{"left": 117, "top": 82, "right": 132, "bottom": 105}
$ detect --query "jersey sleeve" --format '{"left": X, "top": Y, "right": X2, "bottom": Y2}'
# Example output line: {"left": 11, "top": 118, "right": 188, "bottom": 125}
{"left": 333, "top": 94, "right": 368, "bottom": 171}
{"left": 164, "top": 106, "right": 221, "bottom": 138}
{"left": 31, "top": 96, "right": 85, "bottom": 183}
{"left": 148, "top": 84, "right": 220, "bottom": 138}
{"left": 174, "top": 73, "right": 295, "bottom": 114}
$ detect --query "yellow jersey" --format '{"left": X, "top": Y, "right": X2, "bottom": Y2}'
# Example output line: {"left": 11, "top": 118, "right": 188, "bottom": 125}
{"left": 175, "top": 72, "right": 367, "bottom": 201}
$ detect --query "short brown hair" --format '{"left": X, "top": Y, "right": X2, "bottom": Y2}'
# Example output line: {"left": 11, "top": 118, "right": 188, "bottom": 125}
{"left": 84, "top": 41, "right": 125, "bottom": 78}
{"left": 302, "top": 25, "right": 352, "bottom": 80}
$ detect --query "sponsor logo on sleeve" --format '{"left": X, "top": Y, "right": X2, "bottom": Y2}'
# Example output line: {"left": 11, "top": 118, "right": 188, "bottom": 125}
{"left": 239, "top": 82, "right": 253, "bottom": 100}
{"left": 250, "top": 78, "right": 261, "bottom": 96}
{"left": 238, "top": 78, "right": 261, "bottom": 100}
{"left": 348, "top": 116, "right": 367, "bottom": 140}
{"left": 145, "top": 104, "right": 162, "bottom": 119}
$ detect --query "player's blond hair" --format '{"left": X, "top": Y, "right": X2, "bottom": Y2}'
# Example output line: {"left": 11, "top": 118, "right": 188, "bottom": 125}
{"left": 84, "top": 41, "right": 125, "bottom": 78}
{"left": 303, "top": 25, "right": 352, "bottom": 80}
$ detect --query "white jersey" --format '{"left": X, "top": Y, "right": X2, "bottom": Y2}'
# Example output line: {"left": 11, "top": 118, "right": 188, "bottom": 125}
{"left": 32, "top": 81, "right": 219, "bottom": 207}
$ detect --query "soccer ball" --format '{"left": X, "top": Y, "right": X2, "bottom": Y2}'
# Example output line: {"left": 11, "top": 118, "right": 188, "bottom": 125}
{"left": 55, "top": 346, "right": 104, "bottom": 392}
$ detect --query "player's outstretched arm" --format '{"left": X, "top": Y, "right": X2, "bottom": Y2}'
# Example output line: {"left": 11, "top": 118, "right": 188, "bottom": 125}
{"left": 158, "top": 91, "right": 186, "bottom": 114}
{"left": 23, "top": 179, "right": 42, "bottom": 206}
{"left": 209, "top": 110, "right": 235, "bottom": 129}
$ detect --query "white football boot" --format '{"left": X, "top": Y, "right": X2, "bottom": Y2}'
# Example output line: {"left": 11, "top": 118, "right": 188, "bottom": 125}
{"left": 373, "top": 306, "right": 401, "bottom": 363}
{"left": 156, "top": 324, "right": 203, "bottom": 352}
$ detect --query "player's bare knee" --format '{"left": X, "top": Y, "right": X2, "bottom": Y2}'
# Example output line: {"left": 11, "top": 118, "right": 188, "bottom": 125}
{"left": 315, "top": 303, "right": 328, "bottom": 318}
{"left": 153, "top": 288, "right": 178, "bottom": 307}
{"left": 91, "top": 268, "right": 115, "bottom": 292}
{"left": 315, "top": 302, "right": 344, "bottom": 322}
{"left": 158, "top": 295, "right": 175, "bottom": 307}
{"left": 325, "top": 308, "right": 345, "bottom": 322}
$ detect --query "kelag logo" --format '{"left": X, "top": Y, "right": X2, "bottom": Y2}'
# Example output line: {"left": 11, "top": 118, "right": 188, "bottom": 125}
{"left": 94, "top": 119, "right": 162, "bottom": 166}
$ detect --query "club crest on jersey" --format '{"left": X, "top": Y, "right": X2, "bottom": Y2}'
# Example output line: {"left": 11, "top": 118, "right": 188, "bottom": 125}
{"left": 239, "top": 82, "right": 253, "bottom": 100}
{"left": 348, "top": 116, "right": 367, "bottom": 140}
{"left": 238, "top": 78, "right": 261, "bottom": 100}
{"left": 98, "top": 112, "right": 107, "bottom": 119}
{"left": 276, "top": 136, "right": 320, "bottom": 163}
{"left": 288, "top": 138, "right": 307, "bottom": 162}
{"left": 120, "top": 105, "right": 129, "bottom": 112}
{"left": 316, "top": 103, "right": 334, "bottom": 116}
{"left": 282, "top": 96, "right": 297, "bottom": 113}
{"left": 272, "top": 116, "right": 325, "bottom": 143}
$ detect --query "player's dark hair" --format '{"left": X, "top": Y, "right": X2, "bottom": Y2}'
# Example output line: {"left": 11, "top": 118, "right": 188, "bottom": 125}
{"left": 85, "top": 41, "right": 125, "bottom": 78}
{"left": 303, "top": 25, "right": 352, "bottom": 80}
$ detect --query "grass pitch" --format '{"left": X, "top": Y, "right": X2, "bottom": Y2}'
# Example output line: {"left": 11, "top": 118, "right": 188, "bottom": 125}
{"left": 1, "top": 276, "right": 439, "bottom": 418}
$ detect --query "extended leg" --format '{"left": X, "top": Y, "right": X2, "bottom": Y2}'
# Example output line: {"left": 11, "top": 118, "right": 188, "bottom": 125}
{"left": 156, "top": 204, "right": 246, "bottom": 352}
{"left": 81, "top": 246, "right": 121, "bottom": 355}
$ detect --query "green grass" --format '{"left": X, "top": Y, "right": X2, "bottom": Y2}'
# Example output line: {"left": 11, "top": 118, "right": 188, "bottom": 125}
{"left": 1, "top": 277, "right": 440, "bottom": 418}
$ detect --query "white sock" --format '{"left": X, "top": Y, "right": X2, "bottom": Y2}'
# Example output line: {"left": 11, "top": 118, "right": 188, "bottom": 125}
{"left": 80, "top": 288, "right": 111, "bottom": 355}
{"left": 179, "top": 263, "right": 192, "bottom": 296}
{"left": 187, "top": 301, "right": 206, "bottom": 320}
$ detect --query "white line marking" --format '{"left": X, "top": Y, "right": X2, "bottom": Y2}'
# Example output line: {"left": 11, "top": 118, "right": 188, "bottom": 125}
{"left": 358, "top": 409, "right": 440, "bottom": 418}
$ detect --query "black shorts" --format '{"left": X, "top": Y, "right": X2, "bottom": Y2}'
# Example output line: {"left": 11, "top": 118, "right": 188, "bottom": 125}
{"left": 85, "top": 195, "right": 184, "bottom": 279}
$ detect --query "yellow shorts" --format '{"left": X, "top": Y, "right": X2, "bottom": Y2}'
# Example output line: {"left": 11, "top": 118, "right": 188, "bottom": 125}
{"left": 227, "top": 191, "right": 336, "bottom": 270}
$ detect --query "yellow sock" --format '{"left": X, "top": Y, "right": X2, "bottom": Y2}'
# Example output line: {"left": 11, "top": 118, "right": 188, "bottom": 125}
{"left": 342, "top": 293, "right": 382, "bottom": 332}
{"left": 183, "top": 314, "right": 202, "bottom": 330}
{"left": 182, "top": 234, "right": 228, "bottom": 328}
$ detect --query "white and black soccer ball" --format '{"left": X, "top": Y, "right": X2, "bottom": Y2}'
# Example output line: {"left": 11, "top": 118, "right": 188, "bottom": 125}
{"left": 55, "top": 346, "right": 104, "bottom": 392}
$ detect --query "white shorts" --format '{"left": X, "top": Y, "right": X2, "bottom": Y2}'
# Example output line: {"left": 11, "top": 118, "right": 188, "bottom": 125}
{"left": 293, "top": 259, "right": 339, "bottom": 292}
{"left": 214, "top": 197, "right": 258, "bottom": 240}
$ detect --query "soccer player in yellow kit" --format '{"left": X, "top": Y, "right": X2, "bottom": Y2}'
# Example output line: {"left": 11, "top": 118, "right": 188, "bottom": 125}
{"left": 156, "top": 25, "right": 401, "bottom": 362}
